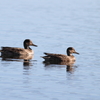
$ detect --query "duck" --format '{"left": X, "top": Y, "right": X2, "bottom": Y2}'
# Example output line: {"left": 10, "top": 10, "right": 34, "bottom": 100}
{"left": 0, "top": 39, "right": 37, "bottom": 57}
{"left": 42, "top": 47, "right": 79, "bottom": 63}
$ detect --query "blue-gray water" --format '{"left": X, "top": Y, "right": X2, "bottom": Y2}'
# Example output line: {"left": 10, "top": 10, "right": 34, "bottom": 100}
{"left": 0, "top": 0, "right": 100, "bottom": 100}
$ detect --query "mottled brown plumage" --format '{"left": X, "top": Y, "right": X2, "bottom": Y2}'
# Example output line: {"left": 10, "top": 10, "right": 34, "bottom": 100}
{"left": 0, "top": 39, "right": 37, "bottom": 57}
{"left": 42, "top": 47, "right": 79, "bottom": 64}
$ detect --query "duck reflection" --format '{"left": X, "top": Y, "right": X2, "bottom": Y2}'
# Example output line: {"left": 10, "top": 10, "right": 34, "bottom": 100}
{"left": 23, "top": 59, "right": 33, "bottom": 70}
{"left": 0, "top": 54, "right": 34, "bottom": 70}
{"left": 43, "top": 60, "right": 76, "bottom": 73}
{"left": 66, "top": 63, "right": 76, "bottom": 73}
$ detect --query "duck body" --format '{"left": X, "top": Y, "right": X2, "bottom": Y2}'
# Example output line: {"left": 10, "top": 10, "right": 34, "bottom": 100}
{"left": 1, "top": 47, "right": 34, "bottom": 56}
{"left": 0, "top": 39, "right": 37, "bottom": 58}
{"left": 42, "top": 47, "right": 79, "bottom": 64}
{"left": 43, "top": 53, "right": 75, "bottom": 63}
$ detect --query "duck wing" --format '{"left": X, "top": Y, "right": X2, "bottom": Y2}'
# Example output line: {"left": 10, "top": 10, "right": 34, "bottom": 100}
{"left": 43, "top": 52, "right": 68, "bottom": 62}
{"left": 1, "top": 47, "right": 26, "bottom": 56}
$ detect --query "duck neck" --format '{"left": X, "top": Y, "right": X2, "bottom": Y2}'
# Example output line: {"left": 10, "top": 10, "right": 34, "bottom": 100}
{"left": 24, "top": 44, "right": 31, "bottom": 49}
{"left": 67, "top": 51, "right": 71, "bottom": 56}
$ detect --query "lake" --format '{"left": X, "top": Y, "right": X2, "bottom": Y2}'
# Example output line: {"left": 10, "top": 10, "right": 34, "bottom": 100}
{"left": 0, "top": 0, "right": 100, "bottom": 100}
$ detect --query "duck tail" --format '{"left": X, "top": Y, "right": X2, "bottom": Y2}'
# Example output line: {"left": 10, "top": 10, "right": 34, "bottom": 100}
{"left": 41, "top": 56, "right": 50, "bottom": 59}
{"left": 40, "top": 56, "right": 44, "bottom": 58}
{"left": 44, "top": 52, "right": 48, "bottom": 55}
{"left": 41, "top": 56, "right": 46, "bottom": 59}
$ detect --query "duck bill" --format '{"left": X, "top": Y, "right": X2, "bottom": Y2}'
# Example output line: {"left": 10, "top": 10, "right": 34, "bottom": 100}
{"left": 32, "top": 44, "right": 38, "bottom": 47}
{"left": 74, "top": 52, "right": 79, "bottom": 54}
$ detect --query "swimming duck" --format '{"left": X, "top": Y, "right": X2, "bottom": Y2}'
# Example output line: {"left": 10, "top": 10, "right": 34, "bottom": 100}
{"left": 42, "top": 47, "right": 79, "bottom": 63}
{"left": 0, "top": 39, "right": 37, "bottom": 57}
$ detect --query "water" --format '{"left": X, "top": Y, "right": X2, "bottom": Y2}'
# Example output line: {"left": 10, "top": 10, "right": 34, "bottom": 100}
{"left": 0, "top": 0, "right": 100, "bottom": 100}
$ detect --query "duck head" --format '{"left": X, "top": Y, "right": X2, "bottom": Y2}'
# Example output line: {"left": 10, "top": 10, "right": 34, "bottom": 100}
{"left": 23, "top": 39, "right": 37, "bottom": 49}
{"left": 67, "top": 47, "right": 79, "bottom": 56}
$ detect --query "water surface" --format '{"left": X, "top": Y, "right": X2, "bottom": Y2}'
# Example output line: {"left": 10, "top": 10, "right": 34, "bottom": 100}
{"left": 0, "top": 0, "right": 100, "bottom": 100}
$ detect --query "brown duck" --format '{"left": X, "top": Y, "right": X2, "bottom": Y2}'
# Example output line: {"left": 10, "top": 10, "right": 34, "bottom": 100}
{"left": 42, "top": 47, "right": 79, "bottom": 63}
{"left": 0, "top": 39, "right": 37, "bottom": 57}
